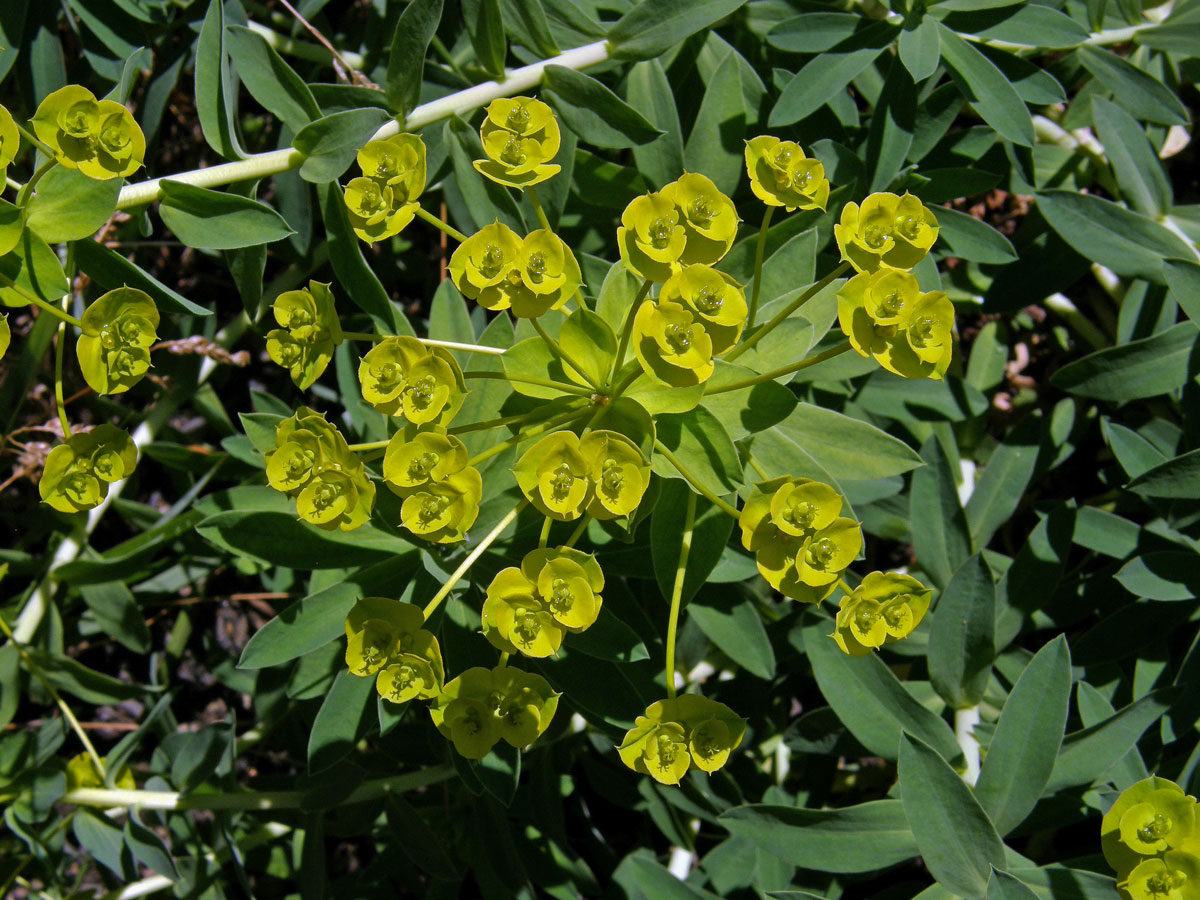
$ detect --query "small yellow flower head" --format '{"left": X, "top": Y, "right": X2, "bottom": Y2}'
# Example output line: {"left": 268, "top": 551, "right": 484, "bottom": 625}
{"left": 831, "top": 572, "right": 932, "bottom": 656}
{"left": 739, "top": 477, "right": 862, "bottom": 604}
{"left": 0, "top": 103, "right": 19, "bottom": 184}
{"left": 835, "top": 192, "right": 939, "bottom": 274}
{"left": 482, "top": 546, "right": 604, "bottom": 657}
{"left": 744, "top": 136, "right": 830, "bottom": 212}
{"left": 39, "top": 425, "right": 137, "bottom": 514}
{"left": 399, "top": 467, "right": 483, "bottom": 543}
{"left": 265, "top": 281, "right": 344, "bottom": 391}
{"left": 449, "top": 225, "right": 582, "bottom": 319}
{"left": 75, "top": 287, "right": 159, "bottom": 396}
{"left": 264, "top": 407, "right": 375, "bottom": 532}
{"left": 1123, "top": 852, "right": 1200, "bottom": 900}
{"left": 634, "top": 299, "right": 715, "bottom": 387}
{"left": 513, "top": 430, "right": 591, "bottom": 521}
{"left": 617, "top": 192, "right": 687, "bottom": 283}
{"left": 383, "top": 429, "right": 469, "bottom": 493}
{"left": 345, "top": 133, "right": 426, "bottom": 244}
{"left": 31, "top": 85, "right": 145, "bottom": 180}
{"left": 430, "top": 664, "right": 560, "bottom": 759}
{"left": 660, "top": 265, "right": 747, "bottom": 356}
{"left": 837, "top": 269, "right": 954, "bottom": 380}
{"left": 579, "top": 430, "right": 650, "bottom": 520}
{"left": 473, "top": 97, "right": 562, "bottom": 189}
{"left": 64, "top": 752, "right": 137, "bottom": 791}
{"left": 1103, "top": 778, "right": 1200, "bottom": 880}
{"left": 660, "top": 173, "right": 740, "bottom": 266}
{"left": 344, "top": 597, "right": 444, "bottom": 704}
{"left": 617, "top": 695, "right": 746, "bottom": 785}
{"left": 357, "top": 336, "right": 463, "bottom": 424}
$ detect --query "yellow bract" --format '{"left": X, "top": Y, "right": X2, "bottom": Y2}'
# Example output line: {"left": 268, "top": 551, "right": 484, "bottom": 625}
{"left": 834, "top": 191, "right": 939, "bottom": 274}
{"left": 739, "top": 477, "right": 861, "bottom": 603}
{"left": 64, "top": 752, "right": 137, "bottom": 791}
{"left": 429, "top": 665, "right": 560, "bottom": 759}
{"left": 744, "top": 136, "right": 830, "bottom": 212}
{"left": 473, "top": 97, "right": 561, "bottom": 189}
{"left": 358, "top": 336, "right": 464, "bottom": 424}
{"left": 75, "top": 287, "right": 159, "bottom": 396}
{"left": 617, "top": 695, "right": 746, "bottom": 785}
{"left": 449, "top": 222, "right": 581, "bottom": 318}
{"left": 32, "top": 85, "right": 145, "bottom": 180}
{"left": 837, "top": 268, "right": 954, "bottom": 380}
{"left": 618, "top": 175, "right": 739, "bottom": 282}
{"left": 383, "top": 428, "right": 482, "bottom": 544}
{"left": 1102, "top": 776, "right": 1200, "bottom": 892}
{"left": 830, "top": 572, "right": 931, "bottom": 656}
{"left": 265, "top": 281, "right": 344, "bottom": 391}
{"left": 513, "top": 429, "right": 650, "bottom": 521}
{"left": 344, "top": 133, "right": 426, "bottom": 244}
{"left": 0, "top": 103, "right": 19, "bottom": 184}
{"left": 39, "top": 425, "right": 137, "bottom": 514}
{"left": 344, "top": 597, "right": 444, "bottom": 704}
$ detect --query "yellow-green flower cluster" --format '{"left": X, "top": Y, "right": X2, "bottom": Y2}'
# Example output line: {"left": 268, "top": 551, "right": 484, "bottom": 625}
{"left": 359, "top": 336, "right": 464, "bottom": 424}
{"left": 265, "top": 407, "right": 375, "bottom": 531}
{"left": 482, "top": 546, "right": 604, "bottom": 658}
{"left": 473, "top": 97, "right": 561, "bottom": 189}
{"left": 448, "top": 223, "right": 581, "bottom": 319}
{"left": 738, "top": 477, "right": 862, "bottom": 604}
{"left": 837, "top": 269, "right": 954, "bottom": 380}
{"left": 744, "top": 136, "right": 829, "bottom": 212}
{"left": 834, "top": 191, "right": 939, "bottom": 274}
{"left": 344, "top": 597, "right": 444, "bottom": 704}
{"left": 344, "top": 134, "right": 426, "bottom": 244}
{"left": 32, "top": 85, "right": 145, "bottom": 180}
{"left": 831, "top": 572, "right": 931, "bottom": 656}
{"left": 0, "top": 103, "right": 18, "bottom": 185}
{"left": 265, "top": 281, "right": 343, "bottom": 391}
{"left": 513, "top": 429, "right": 650, "bottom": 521}
{"left": 1102, "top": 777, "right": 1200, "bottom": 900}
{"left": 382, "top": 428, "right": 481, "bottom": 543}
{"left": 632, "top": 264, "right": 746, "bottom": 386}
{"left": 75, "top": 287, "right": 159, "bottom": 396}
{"left": 618, "top": 173, "right": 739, "bottom": 283}
{"left": 429, "top": 665, "right": 560, "bottom": 759}
{"left": 40, "top": 425, "right": 137, "bottom": 514}
{"left": 618, "top": 695, "right": 746, "bottom": 785}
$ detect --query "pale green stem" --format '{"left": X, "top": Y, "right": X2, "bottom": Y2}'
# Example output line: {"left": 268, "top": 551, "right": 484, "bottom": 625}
{"left": 748, "top": 456, "right": 769, "bottom": 480}
{"left": 955, "top": 706, "right": 982, "bottom": 785}
{"left": 527, "top": 185, "right": 553, "bottom": 232}
{"left": 347, "top": 440, "right": 390, "bottom": 452}
{"left": 13, "top": 121, "right": 55, "bottom": 158}
{"left": 17, "top": 158, "right": 56, "bottom": 207}
{"left": 466, "top": 406, "right": 592, "bottom": 467}
{"left": 54, "top": 295, "right": 70, "bottom": 436}
{"left": 0, "top": 273, "right": 82, "bottom": 327}
{"left": 705, "top": 342, "right": 853, "bottom": 395}
{"left": 449, "top": 401, "right": 585, "bottom": 436}
{"left": 0, "top": 615, "right": 106, "bottom": 777}
{"left": 653, "top": 440, "right": 740, "bottom": 520}
{"left": 565, "top": 513, "right": 591, "bottom": 548}
{"left": 423, "top": 502, "right": 526, "bottom": 619}
{"left": 531, "top": 317, "right": 602, "bottom": 390}
{"left": 463, "top": 369, "right": 594, "bottom": 396}
{"left": 608, "top": 278, "right": 653, "bottom": 388}
{"left": 340, "top": 331, "right": 505, "bottom": 356}
{"left": 63, "top": 767, "right": 453, "bottom": 811}
{"left": 414, "top": 204, "right": 467, "bottom": 243}
{"left": 538, "top": 516, "right": 553, "bottom": 549}
{"left": 664, "top": 491, "right": 697, "bottom": 701}
{"left": 725, "top": 262, "right": 850, "bottom": 363}
{"left": 746, "top": 205, "right": 775, "bottom": 330}
{"left": 115, "top": 40, "right": 611, "bottom": 210}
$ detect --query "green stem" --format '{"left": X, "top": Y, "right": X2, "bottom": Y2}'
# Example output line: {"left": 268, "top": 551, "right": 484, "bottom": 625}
{"left": 467, "top": 406, "right": 592, "bottom": 468}
{"left": 463, "top": 369, "right": 594, "bottom": 397}
{"left": 725, "top": 261, "right": 851, "bottom": 363}
{"left": 62, "top": 767, "right": 454, "bottom": 812}
{"left": 423, "top": 502, "right": 526, "bottom": 619}
{"left": 340, "top": 331, "right": 505, "bottom": 356}
{"left": 414, "top": 204, "right": 467, "bottom": 243}
{"left": 746, "top": 205, "right": 775, "bottom": 330}
{"left": 748, "top": 456, "right": 769, "bottom": 480}
{"left": 0, "top": 615, "right": 105, "bottom": 777}
{"left": 527, "top": 185, "right": 553, "bottom": 232}
{"left": 17, "top": 158, "right": 56, "bottom": 207}
{"left": 54, "top": 297, "right": 70, "bottom": 436}
{"left": 653, "top": 440, "right": 740, "bottom": 520}
{"left": 664, "top": 491, "right": 697, "bottom": 700}
{"left": 348, "top": 440, "right": 390, "bottom": 452}
{"left": 538, "top": 516, "right": 553, "bottom": 549}
{"left": 607, "top": 278, "right": 652, "bottom": 388}
{"left": 565, "top": 513, "right": 591, "bottom": 548}
{"left": 13, "top": 121, "right": 55, "bottom": 158}
{"left": 531, "top": 317, "right": 601, "bottom": 390}
{"left": 705, "top": 341, "right": 853, "bottom": 395}
{"left": 611, "top": 366, "right": 642, "bottom": 398}
{"left": 449, "top": 401, "right": 585, "bottom": 436}
{"left": 0, "top": 273, "right": 83, "bottom": 327}
{"left": 497, "top": 650, "right": 509, "bottom": 669}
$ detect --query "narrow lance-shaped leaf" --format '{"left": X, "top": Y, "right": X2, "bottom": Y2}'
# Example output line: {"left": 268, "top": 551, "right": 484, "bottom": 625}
{"left": 928, "top": 555, "right": 996, "bottom": 709}
{"left": 386, "top": 0, "right": 443, "bottom": 117}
